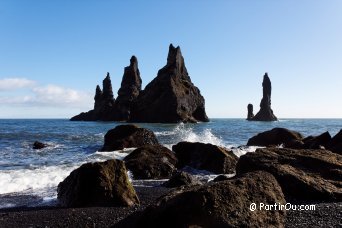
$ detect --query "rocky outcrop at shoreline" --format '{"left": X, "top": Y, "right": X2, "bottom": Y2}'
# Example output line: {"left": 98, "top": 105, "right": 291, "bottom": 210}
{"left": 172, "top": 141, "right": 238, "bottom": 174}
{"left": 248, "top": 73, "right": 278, "bottom": 121}
{"left": 117, "top": 171, "right": 286, "bottom": 228}
{"left": 100, "top": 125, "right": 158, "bottom": 151}
{"left": 57, "top": 159, "right": 139, "bottom": 207}
{"left": 237, "top": 147, "right": 342, "bottom": 201}
{"left": 124, "top": 145, "right": 178, "bottom": 179}
{"left": 71, "top": 44, "right": 208, "bottom": 123}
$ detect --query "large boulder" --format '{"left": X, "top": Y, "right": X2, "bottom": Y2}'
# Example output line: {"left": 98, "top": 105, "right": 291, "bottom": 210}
{"left": 129, "top": 44, "right": 209, "bottom": 123}
{"left": 57, "top": 159, "right": 139, "bottom": 207}
{"left": 249, "top": 73, "right": 278, "bottom": 121}
{"left": 101, "top": 125, "right": 159, "bottom": 151}
{"left": 327, "top": 130, "right": 342, "bottom": 154}
{"left": 124, "top": 145, "right": 178, "bottom": 179}
{"left": 303, "top": 131, "right": 331, "bottom": 149}
{"left": 172, "top": 142, "right": 238, "bottom": 174}
{"left": 236, "top": 148, "right": 342, "bottom": 201}
{"left": 247, "top": 128, "right": 303, "bottom": 148}
{"left": 71, "top": 73, "right": 116, "bottom": 121}
{"left": 118, "top": 171, "right": 286, "bottom": 228}
{"left": 162, "top": 171, "right": 201, "bottom": 188}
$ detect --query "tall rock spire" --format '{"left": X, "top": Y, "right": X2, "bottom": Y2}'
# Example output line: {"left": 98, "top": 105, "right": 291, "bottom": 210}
{"left": 248, "top": 73, "right": 277, "bottom": 121}
{"left": 115, "top": 55, "right": 142, "bottom": 120}
{"left": 130, "top": 44, "right": 209, "bottom": 123}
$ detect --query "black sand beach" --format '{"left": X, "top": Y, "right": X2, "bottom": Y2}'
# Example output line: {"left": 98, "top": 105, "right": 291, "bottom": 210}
{"left": 0, "top": 186, "right": 341, "bottom": 228}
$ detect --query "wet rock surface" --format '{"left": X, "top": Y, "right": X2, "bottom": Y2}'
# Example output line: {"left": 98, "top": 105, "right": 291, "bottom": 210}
{"left": 124, "top": 145, "right": 177, "bottom": 179}
{"left": 57, "top": 159, "right": 139, "bottom": 207}
{"left": 101, "top": 125, "right": 159, "bottom": 151}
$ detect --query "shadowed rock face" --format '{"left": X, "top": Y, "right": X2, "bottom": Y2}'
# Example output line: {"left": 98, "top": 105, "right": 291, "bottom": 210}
{"left": 117, "top": 171, "right": 286, "bottom": 227}
{"left": 247, "top": 103, "right": 254, "bottom": 120}
{"left": 130, "top": 44, "right": 209, "bottom": 123}
{"left": 114, "top": 56, "right": 142, "bottom": 120}
{"left": 236, "top": 148, "right": 342, "bottom": 201}
{"left": 57, "top": 159, "right": 139, "bottom": 207}
{"left": 250, "top": 73, "right": 278, "bottom": 121}
{"left": 71, "top": 45, "right": 209, "bottom": 123}
{"left": 70, "top": 73, "right": 116, "bottom": 121}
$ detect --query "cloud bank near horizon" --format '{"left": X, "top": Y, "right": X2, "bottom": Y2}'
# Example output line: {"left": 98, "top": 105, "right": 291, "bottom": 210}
{"left": 0, "top": 78, "right": 93, "bottom": 112}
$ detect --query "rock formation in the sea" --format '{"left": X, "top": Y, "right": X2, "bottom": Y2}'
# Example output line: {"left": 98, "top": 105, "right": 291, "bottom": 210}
{"left": 246, "top": 103, "right": 254, "bottom": 120}
{"left": 114, "top": 56, "right": 142, "bottom": 120}
{"left": 117, "top": 171, "right": 286, "bottom": 227}
{"left": 249, "top": 73, "right": 278, "bottom": 121}
{"left": 33, "top": 141, "right": 48, "bottom": 149}
{"left": 57, "top": 159, "right": 139, "bottom": 207}
{"left": 100, "top": 125, "right": 159, "bottom": 151}
{"left": 129, "top": 44, "right": 209, "bottom": 123}
{"left": 237, "top": 148, "right": 342, "bottom": 201}
{"left": 124, "top": 145, "right": 178, "bottom": 179}
{"left": 70, "top": 73, "right": 116, "bottom": 121}
{"left": 172, "top": 142, "right": 238, "bottom": 174}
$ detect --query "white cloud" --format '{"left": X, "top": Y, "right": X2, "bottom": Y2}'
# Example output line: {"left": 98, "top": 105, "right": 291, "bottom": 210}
{"left": 31, "top": 85, "right": 92, "bottom": 107}
{"left": 0, "top": 78, "right": 36, "bottom": 91}
{"left": 0, "top": 78, "right": 93, "bottom": 109}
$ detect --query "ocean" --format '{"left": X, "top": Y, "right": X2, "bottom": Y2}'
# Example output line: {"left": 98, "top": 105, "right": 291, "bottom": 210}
{"left": 1, "top": 118, "right": 341, "bottom": 209}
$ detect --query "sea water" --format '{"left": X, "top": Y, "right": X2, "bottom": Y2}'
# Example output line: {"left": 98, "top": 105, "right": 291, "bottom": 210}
{"left": 0, "top": 118, "right": 341, "bottom": 208}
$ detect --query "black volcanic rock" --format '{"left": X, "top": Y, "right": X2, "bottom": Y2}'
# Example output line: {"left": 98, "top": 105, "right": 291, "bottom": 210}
{"left": 57, "top": 159, "right": 139, "bottom": 207}
{"left": 246, "top": 103, "right": 254, "bottom": 120}
{"left": 327, "top": 130, "right": 342, "bottom": 154}
{"left": 118, "top": 171, "right": 286, "bottom": 227}
{"left": 114, "top": 56, "right": 142, "bottom": 120}
{"left": 236, "top": 148, "right": 342, "bottom": 201}
{"left": 71, "top": 73, "right": 116, "bottom": 121}
{"left": 101, "top": 125, "right": 159, "bottom": 151}
{"left": 129, "top": 44, "right": 209, "bottom": 123}
{"left": 172, "top": 142, "right": 238, "bottom": 174}
{"left": 162, "top": 171, "right": 201, "bottom": 188}
{"left": 247, "top": 128, "right": 303, "bottom": 148}
{"left": 250, "top": 73, "right": 278, "bottom": 121}
{"left": 303, "top": 131, "right": 332, "bottom": 149}
{"left": 33, "top": 141, "right": 47, "bottom": 149}
{"left": 124, "top": 145, "right": 177, "bottom": 179}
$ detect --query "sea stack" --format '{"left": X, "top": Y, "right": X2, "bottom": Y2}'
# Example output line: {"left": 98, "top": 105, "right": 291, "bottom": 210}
{"left": 249, "top": 73, "right": 277, "bottom": 121}
{"left": 114, "top": 56, "right": 142, "bottom": 120}
{"left": 71, "top": 73, "right": 116, "bottom": 121}
{"left": 130, "top": 44, "right": 209, "bottom": 123}
{"left": 246, "top": 104, "right": 254, "bottom": 120}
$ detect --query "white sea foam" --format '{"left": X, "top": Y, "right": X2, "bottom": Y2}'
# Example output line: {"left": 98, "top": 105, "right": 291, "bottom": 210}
{"left": 91, "top": 148, "right": 136, "bottom": 161}
{"left": 162, "top": 123, "right": 226, "bottom": 147}
{"left": 0, "top": 164, "right": 79, "bottom": 195}
{"left": 231, "top": 146, "right": 263, "bottom": 157}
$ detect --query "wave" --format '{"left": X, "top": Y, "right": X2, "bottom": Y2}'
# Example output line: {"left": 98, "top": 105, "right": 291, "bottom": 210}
{"left": 157, "top": 123, "right": 226, "bottom": 147}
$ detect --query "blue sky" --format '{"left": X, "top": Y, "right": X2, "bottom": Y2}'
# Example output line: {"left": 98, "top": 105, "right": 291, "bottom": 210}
{"left": 0, "top": 1, "right": 341, "bottom": 118}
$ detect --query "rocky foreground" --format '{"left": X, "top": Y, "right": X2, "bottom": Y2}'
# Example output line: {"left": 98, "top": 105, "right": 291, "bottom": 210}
{"left": 1, "top": 125, "right": 341, "bottom": 227}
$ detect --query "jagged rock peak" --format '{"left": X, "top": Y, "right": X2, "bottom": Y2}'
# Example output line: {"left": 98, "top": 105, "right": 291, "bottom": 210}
{"left": 262, "top": 72, "right": 271, "bottom": 105}
{"left": 130, "top": 55, "right": 138, "bottom": 68}
{"left": 94, "top": 85, "right": 103, "bottom": 109}
{"left": 102, "top": 72, "right": 114, "bottom": 100}
{"left": 166, "top": 44, "right": 186, "bottom": 72}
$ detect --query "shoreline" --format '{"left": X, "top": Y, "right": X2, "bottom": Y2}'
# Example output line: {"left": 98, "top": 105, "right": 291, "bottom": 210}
{"left": 0, "top": 186, "right": 341, "bottom": 228}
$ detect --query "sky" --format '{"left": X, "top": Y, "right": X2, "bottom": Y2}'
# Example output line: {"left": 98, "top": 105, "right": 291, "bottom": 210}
{"left": 0, "top": 0, "right": 342, "bottom": 118}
